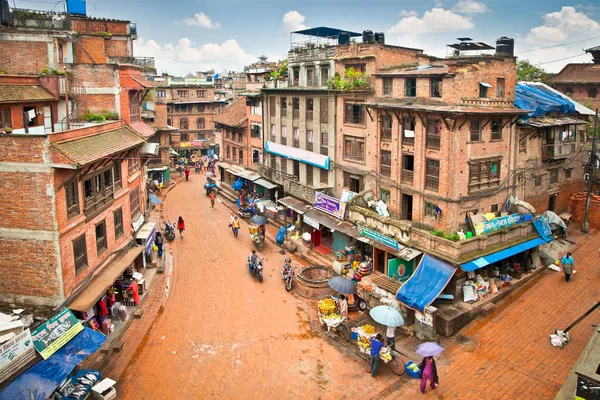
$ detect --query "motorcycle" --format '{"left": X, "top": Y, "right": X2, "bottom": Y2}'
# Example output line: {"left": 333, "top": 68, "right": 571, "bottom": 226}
{"left": 164, "top": 221, "right": 176, "bottom": 241}
{"left": 238, "top": 205, "right": 258, "bottom": 219}
{"left": 280, "top": 258, "right": 294, "bottom": 291}
{"left": 246, "top": 256, "right": 264, "bottom": 283}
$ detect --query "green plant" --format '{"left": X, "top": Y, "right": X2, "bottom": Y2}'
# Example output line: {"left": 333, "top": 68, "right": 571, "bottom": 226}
{"left": 444, "top": 232, "right": 461, "bottom": 242}
{"left": 431, "top": 229, "right": 444, "bottom": 237}
{"left": 56, "top": 70, "right": 65, "bottom": 75}
{"left": 83, "top": 109, "right": 117, "bottom": 123}
{"left": 306, "top": 42, "right": 316, "bottom": 49}
{"left": 50, "top": 68, "right": 58, "bottom": 75}
{"left": 516, "top": 60, "right": 549, "bottom": 83}
{"left": 269, "top": 59, "right": 288, "bottom": 81}
{"left": 41, "top": 68, "right": 48, "bottom": 75}
{"left": 326, "top": 67, "right": 369, "bottom": 92}
{"left": 0, "top": 70, "right": 6, "bottom": 75}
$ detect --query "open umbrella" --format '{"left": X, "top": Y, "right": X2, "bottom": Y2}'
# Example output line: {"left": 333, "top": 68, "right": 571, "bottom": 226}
{"left": 369, "top": 306, "right": 404, "bottom": 327}
{"left": 205, "top": 172, "right": 216, "bottom": 178}
{"left": 415, "top": 342, "right": 444, "bottom": 357}
{"left": 328, "top": 276, "right": 357, "bottom": 294}
{"left": 249, "top": 215, "right": 269, "bottom": 225}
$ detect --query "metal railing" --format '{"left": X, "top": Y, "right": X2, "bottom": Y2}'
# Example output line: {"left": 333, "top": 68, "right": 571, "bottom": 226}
{"left": 107, "top": 56, "right": 156, "bottom": 72}
{"left": 130, "top": 23, "right": 137, "bottom": 36}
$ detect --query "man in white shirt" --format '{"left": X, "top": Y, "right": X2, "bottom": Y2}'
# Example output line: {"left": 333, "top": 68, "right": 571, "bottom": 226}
{"left": 386, "top": 326, "right": 396, "bottom": 351}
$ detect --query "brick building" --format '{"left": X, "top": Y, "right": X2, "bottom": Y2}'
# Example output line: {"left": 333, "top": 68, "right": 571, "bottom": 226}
{"left": 548, "top": 45, "right": 600, "bottom": 111}
{"left": 244, "top": 55, "right": 278, "bottom": 93}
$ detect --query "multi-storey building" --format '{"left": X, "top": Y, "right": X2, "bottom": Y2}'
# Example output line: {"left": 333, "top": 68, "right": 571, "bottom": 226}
{"left": 244, "top": 56, "right": 277, "bottom": 92}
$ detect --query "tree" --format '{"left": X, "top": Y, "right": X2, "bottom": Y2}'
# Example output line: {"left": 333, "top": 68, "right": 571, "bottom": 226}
{"left": 516, "top": 60, "right": 549, "bottom": 83}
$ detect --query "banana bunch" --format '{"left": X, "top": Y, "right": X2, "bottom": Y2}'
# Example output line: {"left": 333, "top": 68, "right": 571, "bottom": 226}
{"left": 322, "top": 313, "right": 341, "bottom": 320}
{"left": 318, "top": 298, "right": 337, "bottom": 315}
{"left": 357, "top": 341, "right": 370, "bottom": 349}
{"left": 380, "top": 352, "right": 392, "bottom": 361}
{"left": 362, "top": 324, "right": 376, "bottom": 335}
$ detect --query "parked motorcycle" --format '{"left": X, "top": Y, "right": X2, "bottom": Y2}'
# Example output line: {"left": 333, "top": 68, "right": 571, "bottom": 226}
{"left": 246, "top": 256, "right": 264, "bottom": 283}
{"left": 280, "top": 258, "right": 294, "bottom": 291}
{"left": 164, "top": 221, "right": 176, "bottom": 241}
{"left": 238, "top": 205, "right": 258, "bottom": 219}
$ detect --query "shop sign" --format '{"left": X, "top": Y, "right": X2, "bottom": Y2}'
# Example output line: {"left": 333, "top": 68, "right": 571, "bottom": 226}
{"left": 314, "top": 192, "right": 345, "bottom": 220}
{"left": 31, "top": 309, "right": 84, "bottom": 359}
{"left": 192, "top": 140, "right": 207, "bottom": 147}
{"left": 179, "top": 141, "right": 192, "bottom": 148}
{"left": 357, "top": 225, "right": 400, "bottom": 251}
{"left": 303, "top": 215, "right": 319, "bottom": 229}
{"left": 416, "top": 311, "right": 433, "bottom": 326}
{"left": 0, "top": 329, "right": 35, "bottom": 383}
{"left": 475, "top": 213, "right": 522, "bottom": 236}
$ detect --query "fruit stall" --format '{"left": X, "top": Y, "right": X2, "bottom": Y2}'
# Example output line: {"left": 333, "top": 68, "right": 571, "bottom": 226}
{"left": 352, "top": 324, "right": 392, "bottom": 362}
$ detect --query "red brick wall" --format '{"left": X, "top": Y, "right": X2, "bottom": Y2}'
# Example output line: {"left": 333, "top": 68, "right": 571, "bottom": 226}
{"left": 569, "top": 192, "right": 600, "bottom": 227}
{"left": 74, "top": 37, "right": 108, "bottom": 64}
{"left": 0, "top": 171, "right": 55, "bottom": 230}
{"left": 0, "top": 135, "right": 47, "bottom": 162}
{"left": 71, "top": 19, "right": 129, "bottom": 36}
{"left": 83, "top": 94, "right": 117, "bottom": 114}
{"left": 153, "top": 102, "right": 167, "bottom": 127}
{"left": 0, "top": 41, "right": 49, "bottom": 75}
{"left": 104, "top": 39, "right": 129, "bottom": 57}
{"left": 70, "top": 64, "right": 118, "bottom": 88}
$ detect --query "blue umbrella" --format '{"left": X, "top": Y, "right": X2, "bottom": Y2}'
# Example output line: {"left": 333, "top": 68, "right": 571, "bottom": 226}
{"left": 149, "top": 193, "right": 162, "bottom": 204}
{"left": 369, "top": 306, "right": 404, "bottom": 327}
{"left": 416, "top": 342, "right": 444, "bottom": 357}
{"left": 328, "top": 276, "right": 356, "bottom": 294}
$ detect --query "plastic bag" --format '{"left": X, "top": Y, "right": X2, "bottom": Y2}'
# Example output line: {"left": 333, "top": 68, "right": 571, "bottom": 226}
{"left": 153, "top": 244, "right": 158, "bottom": 251}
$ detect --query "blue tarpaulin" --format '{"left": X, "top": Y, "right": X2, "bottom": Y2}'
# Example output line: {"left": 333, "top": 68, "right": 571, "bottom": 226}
{"left": 460, "top": 237, "right": 548, "bottom": 272}
{"left": 232, "top": 179, "right": 244, "bottom": 191}
{"left": 396, "top": 254, "right": 456, "bottom": 314}
{"left": 515, "top": 82, "right": 576, "bottom": 118}
{"left": 149, "top": 193, "right": 162, "bottom": 205}
{"left": 533, "top": 216, "right": 554, "bottom": 243}
{"left": 0, "top": 327, "right": 106, "bottom": 400}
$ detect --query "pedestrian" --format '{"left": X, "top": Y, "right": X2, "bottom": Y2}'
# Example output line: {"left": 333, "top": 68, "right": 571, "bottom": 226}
{"left": 209, "top": 190, "right": 216, "bottom": 209}
{"left": 418, "top": 356, "right": 439, "bottom": 394}
{"left": 229, "top": 213, "right": 236, "bottom": 232}
{"left": 184, "top": 167, "right": 190, "bottom": 181}
{"left": 154, "top": 231, "right": 164, "bottom": 258}
{"left": 337, "top": 294, "right": 348, "bottom": 319}
{"left": 367, "top": 333, "right": 384, "bottom": 377}
{"left": 232, "top": 216, "right": 240, "bottom": 238}
{"left": 386, "top": 325, "right": 396, "bottom": 351}
{"left": 561, "top": 252, "right": 575, "bottom": 282}
{"left": 177, "top": 216, "right": 185, "bottom": 238}
{"left": 195, "top": 162, "right": 200, "bottom": 174}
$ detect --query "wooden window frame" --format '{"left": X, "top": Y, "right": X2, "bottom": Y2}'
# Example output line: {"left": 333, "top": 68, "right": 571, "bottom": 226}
{"left": 383, "top": 78, "right": 393, "bottom": 97}
{"left": 380, "top": 150, "right": 392, "bottom": 177}
{"left": 468, "top": 158, "right": 502, "bottom": 193}
{"left": 430, "top": 77, "right": 442, "bottom": 98}
{"left": 114, "top": 207, "right": 124, "bottom": 239}
{"left": 82, "top": 166, "right": 115, "bottom": 218}
{"left": 95, "top": 220, "right": 107, "bottom": 255}
{"left": 65, "top": 179, "right": 80, "bottom": 219}
{"left": 405, "top": 78, "right": 416, "bottom": 97}
{"left": 344, "top": 102, "right": 365, "bottom": 125}
{"left": 381, "top": 114, "right": 392, "bottom": 142}
{"left": 130, "top": 185, "right": 141, "bottom": 218}
{"left": 491, "top": 119, "right": 502, "bottom": 141}
{"left": 73, "top": 234, "right": 88, "bottom": 274}
{"left": 469, "top": 120, "right": 482, "bottom": 142}
{"left": 424, "top": 202, "right": 437, "bottom": 218}
{"left": 425, "top": 159, "right": 440, "bottom": 192}
{"left": 343, "top": 135, "right": 365, "bottom": 163}
{"left": 0, "top": 108, "right": 12, "bottom": 129}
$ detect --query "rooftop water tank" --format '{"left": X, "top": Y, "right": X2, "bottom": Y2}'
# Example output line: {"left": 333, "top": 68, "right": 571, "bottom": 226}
{"left": 67, "top": 0, "right": 86, "bottom": 15}
{"left": 496, "top": 37, "right": 514, "bottom": 56}
{"left": 362, "top": 30, "right": 374, "bottom": 43}
{"left": 375, "top": 32, "right": 385, "bottom": 45}
{"left": 338, "top": 32, "right": 350, "bottom": 45}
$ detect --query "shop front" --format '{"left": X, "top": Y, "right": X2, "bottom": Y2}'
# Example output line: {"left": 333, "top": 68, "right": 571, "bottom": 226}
{"left": 254, "top": 177, "right": 281, "bottom": 201}
{"left": 302, "top": 209, "right": 360, "bottom": 256}
{"left": 148, "top": 167, "right": 170, "bottom": 187}
{"left": 135, "top": 221, "right": 157, "bottom": 268}
{"left": 278, "top": 196, "right": 313, "bottom": 231}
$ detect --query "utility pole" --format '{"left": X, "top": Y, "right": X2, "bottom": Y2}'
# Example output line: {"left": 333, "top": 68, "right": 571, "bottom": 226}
{"left": 582, "top": 108, "right": 598, "bottom": 233}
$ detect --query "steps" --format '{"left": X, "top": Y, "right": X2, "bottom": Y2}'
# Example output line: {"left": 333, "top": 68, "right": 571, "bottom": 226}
{"left": 217, "top": 182, "right": 238, "bottom": 203}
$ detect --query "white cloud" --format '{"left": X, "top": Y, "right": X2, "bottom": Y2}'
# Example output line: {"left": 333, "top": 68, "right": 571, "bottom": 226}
{"left": 452, "top": 0, "right": 489, "bottom": 14}
{"left": 434, "top": 0, "right": 444, "bottom": 7}
{"left": 282, "top": 10, "right": 307, "bottom": 32}
{"left": 134, "top": 37, "right": 256, "bottom": 76}
{"left": 388, "top": 8, "right": 474, "bottom": 34}
{"left": 183, "top": 12, "right": 221, "bottom": 29}
{"left": 524, "top": 6, "right": 600, "bottom": 43}
{"left": 399, "top": 10, "right": 418, "bottom": 17}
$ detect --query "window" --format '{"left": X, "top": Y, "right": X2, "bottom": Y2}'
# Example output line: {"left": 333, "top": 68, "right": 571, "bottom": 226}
{"left": 270, "top": 97, "right": 276, "bottom": 116}
{"left": 113, "top": 162, "right": 122, "bottom": 188}
{"left": 320, "top": 168, "right": 328, "bottom": 184}
{"left": 565, "top": 168, "right": 572, "bottom": 179}
{"left": 130, "top": 186, "right": 140, "bottom": 218}
{"left": 344, "top": 102, "right": 365, "bottom": 125}
{"left": 225, "top": 131, "right": 230, "bottom": 140}
{"left": 491, "top": 119, "right": 502, "bottom": 140}
{"left": 406, "top": 78, "right": 416, "bottom": 97}
{"left": 344, "top": 136, "right": 365, "bottom": 162}
{"left": 320, "top": 98, "right": 328, "bottom": 123}
{"left": 425, "top": 202, "right": 438, "bottom": 218}
{"left": 320, "top": 66, "right": 329, "bottom": 86}
{"left": 281, "top": 97, "right": 287, "bottom": 117}
{"left": 73, "top": 235, "right": 87, "bottom": 274}
{"left": 167, "top": 118, "right": 171, "bottom": 126}
{"left": 180, "top": 118, "right": 189, "bottom": 130}
{"left": 479, "top": 83, "right": 489, "bottom": 98}
{"left": 83, "top": 167, "right": 115, "bottom": 217}
{"left": 65, "top": 180, "right": 80, "bottom": 219}
{"left": 251, "top": 124, "right": 261, "bottom": 138}
{"left": 197, "top": 90, "right": 207, "bottom": 98}
{"left": 490, "top": 204, "right": 498, "bottom": 213}
{"left": 426, "top": 118, "right": 441, "bottom": 149}
{"left": 380, "top": 189, "right": 391, "bottom": 204}
{"left": 197, "top": 118, "right": 205, "bottom": 129}
{"left": 114, "top": 207, "right": 123, "bottom": 239}
{"left": 156, "top": 90, "right": 166, "bottom": 98}
{"left": 430, "top": 78, "right": 442, "bottom": 98}
{"left": 425, "top": 159, "right": 440, "bottom": 191}
{"left": 281, "top": 125, "right": 287, "bottom": 137}
{"left": 281, "top": 159, "right": 287, "bottom": 174}
{"left": 292, "top": 98, "right": 300, "bottom": 118}
{"left": 550, "top": 170, "right": 559, "bottom": 184}
{"left": 180, "top": 133, "right": 189, "bottom": 142}
{"left": 534, "top": 175, "right": 542, "bottom": 187}
{"left": 128, "top": 150, "right": 140, "bottom": 175}
{"left": 226, "top": 146, "right": 231, "bottom": 160}
{"left": 177, "top": 90, "right": 189, "bottom": 98}
{"left": 403, "top": 116, "right": 415, "bottom": 146}
{"left": 292, "top": 160, "right": 300, "bottom": 179}
{"left": 292, "top": 67, "right": 300, "bottom": 86}
{"left": 496, "top": 78, "right": 505, "bottom": 98}
{"left": 306, "top": 98, "right": 314, "bottom": 121}
{"left": 588, "top": 87, "right": 598, "bottom": 98}
{"left": 402, "top": 154, "right": 414, "bottom": 183}
{"left": 469, "top": 120, "right": 482, "bottom": 142}
{"left": 343, "top": 172, "right": 363, "bottom": 192}
{"left": 307, "top": 68, "right": 314, "bottom": 86}
{"left": 468, "top": 159, "right": 501, "bottom": 192}
{"left": 95, "top": 220, "right": 107, "bottom": 255}
{"left": 381, "top": 115, "right": 392, "bottom": 142}
{"left": 519, "top": 134, "right": 527, "bottom": 152}
{"left": 270, "top": 154, "right": 276, "bottom": 168}
{"left": 270, "top": 124, "right": 276, "bottom": 140}
{"left": 321, "top": 131, "right": 328, "bottom": 147}
{"left": 380, "top": 150, "right": 391, "bottom": 177}
{"left": 129, "top": 91, "right": 140, "bottom": 122}
{"left": 306, "top": 130, "right": 314, "bottom": 143}
{"left": 383, "top": 78, "right": 393, "bottom": 97}
{"left": 232, "top": 148, "right": 237, "bottom": 162}
{"left": 306, "top": 165, "right": 313, "bottom": 186}
{"left": 239, "top": 149, "right": 244, "bottom": 163}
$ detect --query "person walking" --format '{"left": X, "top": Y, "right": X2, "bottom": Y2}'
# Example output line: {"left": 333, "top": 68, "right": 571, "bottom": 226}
{"left": 177, "top": 216, "right": 185, "bottom": 238}
{"left": 229, "top": 213, "right": 236, "bottom": 232}
{"left": 209, "top": 191, "right": 216, "bottom": 209}
{"left": 184, "top": 167, "right": 190, "bottom": 181}
{"left": 154, "top": 231, "right": 164, "bottom": 258}
{"left": 367, "top": 333, "right": 384, "bottom": 377}
{"left": 232, "top": 216, "right": 240, "bottom": 238}
{"left": 418, "top": 356, "right": 439, "bottom": 394}
{"left": 561, "top": 252, "right": 575, "bottom": 282}
{"left": 386, "top": 325, "right": 396, "bottom": 351}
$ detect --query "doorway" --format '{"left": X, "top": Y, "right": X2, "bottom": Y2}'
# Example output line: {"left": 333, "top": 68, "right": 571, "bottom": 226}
{"left": 349, "top": 176, "right": 361, "bottom": 193}
{"left": 548, "top": 194, "right": 557, "bottom": 212}
{"left": 402, "top": 194, "right": 413, "bottom": 221}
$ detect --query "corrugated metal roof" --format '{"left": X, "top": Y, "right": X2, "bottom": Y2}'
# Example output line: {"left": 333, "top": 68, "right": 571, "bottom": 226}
{"left": 519, "top": 116, "right": 588, "bottom": 127}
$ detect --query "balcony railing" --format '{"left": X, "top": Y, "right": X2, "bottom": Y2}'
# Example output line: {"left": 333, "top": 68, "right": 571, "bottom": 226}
{"left": 306, "top": 110, "right": 314, "bottom": 121}
{"left": 542, "top": 142, "right": 576, "bottom": 160}
{"left": 11, "top": 9, "right": 70, "bottom": 30}
{"left": 402, "top": 170, "right": 413, "bottom": 184}
{"left": 281, "top": 137, "right": 287, "bottom": 145}
{"left": 380, "top": 165, "right": 391, "bottom": 178}
{"left": 425, "top": 176, "right": 439, "bottom": 191}
{"left": 107, "top": 56, "right": 156, "bottom": 73}
{"left": 381, "top": 127, "right": 392, "bottom": 142}
{"left": 281, "top": 109, "right": 287, "bottom": 117}
{"left": 426, "top": 135, "right": 440, "bottom": 149}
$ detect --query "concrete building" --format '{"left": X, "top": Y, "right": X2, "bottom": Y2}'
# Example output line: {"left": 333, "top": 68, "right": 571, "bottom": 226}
{"left": 244, "top": 56, "right": 278, "bottom": 92}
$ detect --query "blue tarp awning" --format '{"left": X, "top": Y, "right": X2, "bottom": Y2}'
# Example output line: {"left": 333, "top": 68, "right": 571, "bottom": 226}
{"left": 0, "top": 327, "right": 106, "bottom": 400}
{"left": 533, "top": 216, "right": 554, "bottom": 243}
{"left": 515, "top": 82, "right": 576, "bottom": 118}
{"left": 396, "top": 254, "right": 456, "bottom": 314}
{"left": 460, "top": 237, "right": 548, "bottom": 273}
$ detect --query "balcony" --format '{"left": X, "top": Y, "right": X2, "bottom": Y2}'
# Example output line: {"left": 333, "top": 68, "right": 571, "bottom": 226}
{"left": 426, "top": 135, "right": 440, "bottom": 149}
{"left": 542, "top": 142, "right": 576, "bottom": 160}
{"left": 288, "top": 46, "right": 336, "bottom": 63}
{"left": 425, "top": 176, "right": 439, "bottom": 191}
{"left": 11, "top": 9, "right": 70, "bottom": 30}
{"left": 462, "top": 98, "right": 515, "bottom": 108}
{"left": 380, "top": 165, "right": 391, "bottom": 178}
{"left": 402, "top": 170, "right": 413, "bottom": 184}
{"left": 107, "top": 56, "right": 156, "bottom": 73}
{"left": 402, "top": 137, "right": 414, "bottom": 146}
{"left": 381, "top": 127, "right": 392, "bottom": 142}
{"left": 258, "top": 163, "right": 298, "bottom": 185}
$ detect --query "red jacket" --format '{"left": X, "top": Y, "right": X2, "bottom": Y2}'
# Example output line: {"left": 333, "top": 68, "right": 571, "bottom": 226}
{"left": 177, "top": 220, "right": 185, "bottom": 230}
{"left": 184, "top": 169, "right": 190, "bottom": 176}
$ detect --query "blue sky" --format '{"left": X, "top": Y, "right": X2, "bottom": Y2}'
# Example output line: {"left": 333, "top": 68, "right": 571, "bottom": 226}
{"left": 13, "top": 0, "right": 600, "bottom": 76}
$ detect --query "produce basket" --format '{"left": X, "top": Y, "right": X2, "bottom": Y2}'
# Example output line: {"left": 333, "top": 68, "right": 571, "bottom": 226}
{"left": 405, "top": 361, "right": 421, "bottom": 379}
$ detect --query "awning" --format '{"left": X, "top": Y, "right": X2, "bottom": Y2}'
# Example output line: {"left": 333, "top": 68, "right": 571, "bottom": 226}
{"left": 232, "top": 169, "right": 261, "bottom": 181}
{"left": 460, "top": 237, "right": 547, "bottom": 272}
{"left": 68, "top": 246, "right": 144, "bottom": 312}
{"left": 140, "top": 142, "right": 159, "bottom": 156}
{"left": 170, "top": 149, "right": 179, "bottom": 156}
{"left": 303, "top": 210, "right": 359, "bottom": 238}
{"left": 278, "top": 196, "right": 312, "bottom": 215}
{"left": 135, "top": 221, "right": 157, "bottom": 241}
{"left": 0, "top": 327, "right": 106, "bottom": 400}
{"left": 479, "top": 82, "right": 492, "bottom": 88}
{"left": 396, "top": 254, "right": 456, "bottom": 314}
{"left": 265, "top": 141, "right": 330, "bottom": 170}
{"left": 254, "top": 178, "right": 279, "bottom": 190}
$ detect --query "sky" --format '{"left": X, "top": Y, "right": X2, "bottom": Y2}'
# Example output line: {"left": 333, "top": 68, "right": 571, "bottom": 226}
{"left": 12, "top": 0, "right": 600, "bottom": 76}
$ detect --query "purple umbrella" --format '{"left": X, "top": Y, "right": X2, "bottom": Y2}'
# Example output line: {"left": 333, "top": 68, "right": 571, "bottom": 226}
{"left": 415, "top": 342, "right": 444, "bottom": 357}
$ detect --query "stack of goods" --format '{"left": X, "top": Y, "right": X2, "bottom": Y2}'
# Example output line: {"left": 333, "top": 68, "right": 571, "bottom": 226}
{"left": 354, "top": 324, "right": 377, "bottom": 353}
{"left": 380, "top": 349, "right": 392, "bottom": 362}
{"left": 406, "top": 361, "right": 421, "bottom": 378}
{"left": 352, "top": 259, "right": 373, "bottom": 283}
{"left": 318, "top": 298, "right": 337, "bottom": 315}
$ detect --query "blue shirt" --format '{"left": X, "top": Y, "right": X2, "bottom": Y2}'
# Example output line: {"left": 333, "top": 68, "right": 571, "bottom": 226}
{"left": 370, "top": 338, "right": 384, "bottom": 356}
{"left": 561, "top": 256, "right": 574, "bottom": 265}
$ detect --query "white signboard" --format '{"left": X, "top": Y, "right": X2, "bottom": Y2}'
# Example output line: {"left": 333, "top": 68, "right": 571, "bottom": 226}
{"left": 0, "top": 329, "right": 35, "bottom": 383}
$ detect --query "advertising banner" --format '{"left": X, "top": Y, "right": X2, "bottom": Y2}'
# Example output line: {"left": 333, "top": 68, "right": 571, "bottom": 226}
{"left": 474, "top": 213, "right": 522, "bottom": 236}
{"left": 314, "top": 192, "right": 345, "bottom": 220}
{"left": 357, "top": 225, "right": 400, "bottom": 251}
{"left": 0, "top": 329, "right": 35, "bottom": 383}
{"left": 31, "top": 309, "right": 84, "bottom": 359}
